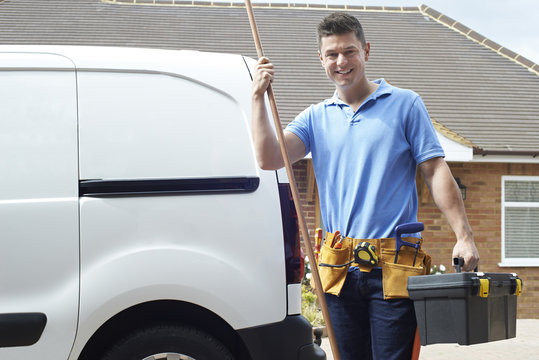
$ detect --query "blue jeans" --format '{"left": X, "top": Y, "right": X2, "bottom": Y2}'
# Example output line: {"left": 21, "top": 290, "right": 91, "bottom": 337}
{"left": 325, "top": 268, "right": 416, "bottom": 360}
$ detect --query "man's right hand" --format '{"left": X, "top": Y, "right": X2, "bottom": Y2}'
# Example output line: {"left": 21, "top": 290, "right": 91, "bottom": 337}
{"left": 250, "top": 57, "right": 306, "bottom": 170}
{"left": 252, "top": 57, "right": 274, "bottom": 98}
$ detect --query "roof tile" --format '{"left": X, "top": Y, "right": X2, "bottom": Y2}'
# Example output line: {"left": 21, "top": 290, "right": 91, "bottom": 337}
{"left": 467, "top": 30, "right": 485, "bottom": 43}
{"left": 365, "top": 6, "right": 384, "bottom": 11}
{"left": 453, "top": 22, "right": 472, "bottom": 34}
{"left": 310, "top": 5, "right": 327, "bottom": 9}
{"left": 423, "top": 6, "right": 442, "bottom": 19}
{"left": 346, "top": 5, "right": 365, "bottom": 11}
{"left": 483, "top": 38, "right": 502, "bottom": 51}
{"left": 499, "top": 47, "right": 519, "bottom": 60}
{"left": 383, "top": 6, "right": 403, "bottom": 11}
{"left": 438, "top": 14, "right": 457, "bottom": 26}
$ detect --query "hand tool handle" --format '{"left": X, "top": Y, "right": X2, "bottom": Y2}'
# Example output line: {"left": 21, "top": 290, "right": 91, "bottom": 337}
{"left": 314, "top": 228, "right": 322, "bottom": 262}
{"left": 454, "top": 257, "right": 479, "bottom": 272}
{"left": 244, "top": 2, "right": 341, "bottom": 359}
{"left": 394, "top": 222, "right": 424, "bottom": 264}
{"left": 395, "top": 222, "right": 424, "bottom": 249}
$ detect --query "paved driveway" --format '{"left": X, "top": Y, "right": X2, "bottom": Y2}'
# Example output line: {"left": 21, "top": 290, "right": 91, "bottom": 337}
{"left": 320, "top": 319, "right": 539, "bottom": 360}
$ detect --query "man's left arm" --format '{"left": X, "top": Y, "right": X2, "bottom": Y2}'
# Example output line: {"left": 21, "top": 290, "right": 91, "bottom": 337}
{"left": 419, "top": 157, "right": 480, "bottom": 271}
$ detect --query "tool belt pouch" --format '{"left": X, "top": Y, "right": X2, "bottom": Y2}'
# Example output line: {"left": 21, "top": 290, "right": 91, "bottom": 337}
{"left": 381, "top": 244, "right": 431, "bottom": 300}
{"left": 317, "top": 241, "right": 350, "bottom": 296}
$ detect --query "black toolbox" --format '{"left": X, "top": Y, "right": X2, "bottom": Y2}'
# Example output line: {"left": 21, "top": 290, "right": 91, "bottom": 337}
{"left": 407, "top": 264, "right": 523, "bottom": 346}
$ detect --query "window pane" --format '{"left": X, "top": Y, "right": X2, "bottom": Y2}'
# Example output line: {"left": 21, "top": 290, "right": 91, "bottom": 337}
{"left": 505, "top": 180, "right": 539, "bottom": 202}
{"left": 505, "top": 207, "right": 539, "bottom": 258}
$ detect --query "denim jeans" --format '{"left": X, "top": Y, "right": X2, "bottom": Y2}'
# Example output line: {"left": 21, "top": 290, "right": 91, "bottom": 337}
{"left": 325, "top": 268, "right": 416, "bottom": 360}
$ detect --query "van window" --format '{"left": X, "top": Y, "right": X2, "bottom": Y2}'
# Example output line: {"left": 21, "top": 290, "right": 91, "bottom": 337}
{"left": 78, "top": 71, "right": 256, "bottom": 180}
{"left": 0, "top": 70, "right": 78, "bottom": 199}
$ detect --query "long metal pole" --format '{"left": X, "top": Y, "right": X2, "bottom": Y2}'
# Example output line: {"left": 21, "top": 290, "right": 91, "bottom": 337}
{"left": 244, "top": 2, "right": 341, "bottom": 359}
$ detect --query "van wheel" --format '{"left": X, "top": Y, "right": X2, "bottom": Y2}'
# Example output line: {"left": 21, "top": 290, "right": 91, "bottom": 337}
{"left": 101, "top": 324, "right": 234, "bottom": 360}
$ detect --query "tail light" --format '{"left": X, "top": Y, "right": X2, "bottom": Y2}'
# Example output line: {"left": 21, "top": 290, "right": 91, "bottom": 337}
{"left": 278, "top": 183, "right": 304, "bottom": 284}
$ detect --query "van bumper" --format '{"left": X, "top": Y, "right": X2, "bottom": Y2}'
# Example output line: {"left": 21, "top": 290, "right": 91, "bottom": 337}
{"left": 237, "top": 315, "right": 326, "bottom": 360}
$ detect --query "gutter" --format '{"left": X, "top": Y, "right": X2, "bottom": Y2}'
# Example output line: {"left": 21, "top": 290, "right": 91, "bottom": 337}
{"left": 473, "top": 149, "right": 539, "bottom": 158}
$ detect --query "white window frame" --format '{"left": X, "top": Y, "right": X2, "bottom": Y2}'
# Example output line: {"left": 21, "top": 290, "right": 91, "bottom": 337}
{"left": 500, "top": 175, "right": 539, "bottom": 267}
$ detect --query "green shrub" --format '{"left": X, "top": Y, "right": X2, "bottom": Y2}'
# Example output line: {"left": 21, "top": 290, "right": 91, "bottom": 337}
{"left": 301, "top": 282, "right": 325, "bottom": 327}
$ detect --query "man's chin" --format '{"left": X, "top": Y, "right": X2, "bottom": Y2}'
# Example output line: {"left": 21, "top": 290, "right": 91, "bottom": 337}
{"left": 332, "top": 79, "right": 353, "bottom": 88}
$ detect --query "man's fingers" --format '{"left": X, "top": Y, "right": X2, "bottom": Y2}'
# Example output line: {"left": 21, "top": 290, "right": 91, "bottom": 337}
{"left": 455, "top": 255, "right": 479, "bottom": 272}
{"left": 252, "top": 58, "right": 275, "bottom": 96}
{"left": 254, "top": 59, "right": 274, "bottom": 87}
{"left": 258, "top": 56, "right": 270, "bottom": 64}
{"left": 452, "top": 242, "right": 480, "bottom": 272}
{"left": 463, "top": 256, "right": 479, "bottom": 272}
{"left": 256, "top": 57, "right": 274, "bottom": 71}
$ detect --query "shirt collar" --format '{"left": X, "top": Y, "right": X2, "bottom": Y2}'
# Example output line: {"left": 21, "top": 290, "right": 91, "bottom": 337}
{"left": 325, "top": 78, "right": 393, "bottom": 106}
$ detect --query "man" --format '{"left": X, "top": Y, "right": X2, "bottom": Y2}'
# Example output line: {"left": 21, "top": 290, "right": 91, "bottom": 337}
{"left": 251, "top": 12, "right": 479, "bottom": 360}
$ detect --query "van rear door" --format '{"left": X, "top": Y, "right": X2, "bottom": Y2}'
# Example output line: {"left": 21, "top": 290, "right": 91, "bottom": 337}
{"left": 0, "top": 51, "right": 79, "bottom": 358}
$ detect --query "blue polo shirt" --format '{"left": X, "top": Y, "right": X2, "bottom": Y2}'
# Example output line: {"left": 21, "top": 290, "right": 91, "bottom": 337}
{"left": 286, "top": 79, "right": 444, "bottom": 239}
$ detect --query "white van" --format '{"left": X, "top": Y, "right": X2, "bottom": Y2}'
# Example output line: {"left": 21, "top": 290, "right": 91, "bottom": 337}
{"left": 0, "top": 45, "right": 324, "bottom": 360}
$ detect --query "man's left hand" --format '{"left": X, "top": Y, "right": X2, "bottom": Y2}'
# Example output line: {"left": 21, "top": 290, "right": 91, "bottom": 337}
{"left": 452, "top": 238, "right": 480, "bottom": 272}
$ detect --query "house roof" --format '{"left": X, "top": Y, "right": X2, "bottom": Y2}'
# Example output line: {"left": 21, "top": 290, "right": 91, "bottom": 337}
{"left": 1, "top": 0, "right": 538, "bottom": 155}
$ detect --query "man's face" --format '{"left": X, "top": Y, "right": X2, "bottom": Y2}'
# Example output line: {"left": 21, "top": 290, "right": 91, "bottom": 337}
{"left": 318, "top": 31, "right": 370, "bottom": 90}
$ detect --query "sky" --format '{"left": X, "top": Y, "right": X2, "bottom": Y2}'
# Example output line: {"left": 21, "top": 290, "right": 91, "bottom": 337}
{"left": 227, "top": 0, "right": 539, "bottom": 65}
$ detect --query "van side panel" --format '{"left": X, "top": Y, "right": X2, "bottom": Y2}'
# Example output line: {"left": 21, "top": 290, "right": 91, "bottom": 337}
{"left": 75, "top": 66, "right": 287, "bottom": 353}
{"left": 0, "top": 55, "right": 79, "bottom": 358}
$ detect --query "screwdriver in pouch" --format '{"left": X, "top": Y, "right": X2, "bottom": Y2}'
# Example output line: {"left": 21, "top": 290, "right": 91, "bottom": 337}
{"left": 334, "top": 233, "right": 344, "bottom": 249}
{"left": 314, "top": 228, "right": 322, "bottom": 262}
{"left": 330, "top": 231, "right": 341, "bottom": 248}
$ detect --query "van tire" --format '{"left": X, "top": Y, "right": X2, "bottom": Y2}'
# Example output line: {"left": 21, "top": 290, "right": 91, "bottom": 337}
{"left": 101, "top": 324, "right": 235, "bottom": 360}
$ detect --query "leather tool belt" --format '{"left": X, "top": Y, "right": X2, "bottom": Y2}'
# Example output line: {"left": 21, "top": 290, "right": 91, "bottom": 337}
{"left": 315, "top": 232, "right": 432, "bottom": 299}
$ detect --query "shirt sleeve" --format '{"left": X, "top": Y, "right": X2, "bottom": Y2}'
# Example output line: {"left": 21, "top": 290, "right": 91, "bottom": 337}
{"left": 285, "top": 105, "right": 312, "bottom": 156}
{"left": 405, "top": 95, "right": 445, "bottom": 164}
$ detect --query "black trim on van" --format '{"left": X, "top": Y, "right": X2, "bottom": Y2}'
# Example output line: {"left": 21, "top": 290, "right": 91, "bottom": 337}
{"left": 0, "top": 313, "right": 47, "bottom": 347}
{"left": 238, "top": 315, "right": 325, "bottom": 360}
{"left": 79, "top": 177, "right": 260, "bottom": 196}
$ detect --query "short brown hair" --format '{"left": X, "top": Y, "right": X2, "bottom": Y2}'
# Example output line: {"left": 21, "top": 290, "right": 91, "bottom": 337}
{"left": 317, "top": 12, "right": 366, "bottom": 48}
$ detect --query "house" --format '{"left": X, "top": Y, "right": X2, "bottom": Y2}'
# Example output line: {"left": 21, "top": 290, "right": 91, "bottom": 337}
{"left": 1, "top": 0, "right": 538, "bottom": 318}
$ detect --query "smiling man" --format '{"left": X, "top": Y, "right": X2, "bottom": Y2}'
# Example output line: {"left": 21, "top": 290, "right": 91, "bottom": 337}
{"left": 251, "top": 12, "right": 479, "bottom": 360}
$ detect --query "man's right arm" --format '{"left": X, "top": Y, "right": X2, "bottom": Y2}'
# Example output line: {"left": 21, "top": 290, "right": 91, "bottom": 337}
{"left": 252, "top": 57, "right": 305, "bottom": 170}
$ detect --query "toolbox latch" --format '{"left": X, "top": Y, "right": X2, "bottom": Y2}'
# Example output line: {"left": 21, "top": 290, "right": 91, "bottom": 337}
{"left": 471, "top": 276, "right": 490, "bottom": 298}
{"left": 510, "top": 274, "right": 523, "bottom": 296}
{"left": 478, "top": 278, "right": 490, "bottom": 298}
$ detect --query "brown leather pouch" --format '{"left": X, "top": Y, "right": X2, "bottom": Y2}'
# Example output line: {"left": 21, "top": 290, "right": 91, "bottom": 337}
{"left": 380, "top": 245, "right": 430, "bottom": 299}
{"left": 317, "top": 240, "right": 351, "bottom": 296}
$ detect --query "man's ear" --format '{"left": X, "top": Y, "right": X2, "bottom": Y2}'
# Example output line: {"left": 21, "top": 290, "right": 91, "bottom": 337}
{"left": 318, "top": 50, "right": 324, "bottom": 65}
{"left": 363, "top": 42, "right": 371, "bottom": 61}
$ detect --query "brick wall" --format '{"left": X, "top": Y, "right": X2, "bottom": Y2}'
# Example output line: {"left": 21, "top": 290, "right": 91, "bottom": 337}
{"left": 429, "top": 162, "right": 539, "bottom": 319}
{"left": 294, "top": 160, "right": 539, "bottom": 319}
{"left": 292, "top": 161, "right": 318, "bottom": 230}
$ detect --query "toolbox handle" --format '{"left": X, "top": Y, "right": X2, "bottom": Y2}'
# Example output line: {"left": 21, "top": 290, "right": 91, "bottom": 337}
{"left": 453, "top": 257, "right": 478, "bottom": 273}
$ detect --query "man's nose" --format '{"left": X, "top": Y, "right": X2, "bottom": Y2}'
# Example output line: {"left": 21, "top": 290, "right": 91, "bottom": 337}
{"left": 337, "top": 53, "right": 347, "bottom": 66}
